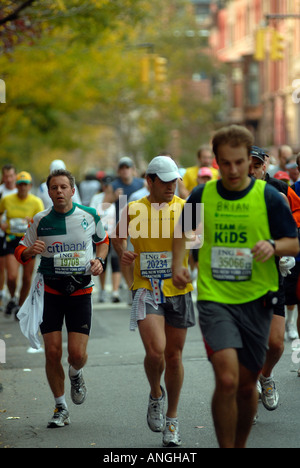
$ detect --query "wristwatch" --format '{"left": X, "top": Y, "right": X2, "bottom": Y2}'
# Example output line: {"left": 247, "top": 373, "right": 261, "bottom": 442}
{"left": 267, "top": 239, "right": 276, "bottom": 250}
{"left": 95, "top": 257, "right": 106, "bottom": 268}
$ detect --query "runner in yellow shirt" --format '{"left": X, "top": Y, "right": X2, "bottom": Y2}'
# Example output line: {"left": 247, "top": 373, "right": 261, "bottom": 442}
{"left": 181, "top": 144, "right": 219, "bottom": 197}
{"left": 0, "top": 171, "right": 44, "bottom": 318}
{"left": 112, "top": 156, "right": 195, "bottom": 447}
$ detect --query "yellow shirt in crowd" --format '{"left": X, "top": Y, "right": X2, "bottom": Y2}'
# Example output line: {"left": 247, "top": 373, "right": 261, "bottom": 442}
{"left": 183, "top": 165, "right": 219, "bottom": 193}
{"left": 0, "top": 193, "right": 44, "bottom": 236}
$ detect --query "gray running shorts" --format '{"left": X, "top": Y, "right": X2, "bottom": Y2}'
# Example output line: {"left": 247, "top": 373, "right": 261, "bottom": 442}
{"left": 138, "top": 291, "right": 196, "bottom": 329}
{"left": 197, "top": 297, "right": 273, "bottom": 373}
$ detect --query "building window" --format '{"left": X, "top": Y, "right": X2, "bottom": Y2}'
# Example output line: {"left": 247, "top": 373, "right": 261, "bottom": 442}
{"left": 246, "top": 62, "right": 260, "bottom": 106}
{"left": 190, "top": 0, "right": 211, "bottom": 23}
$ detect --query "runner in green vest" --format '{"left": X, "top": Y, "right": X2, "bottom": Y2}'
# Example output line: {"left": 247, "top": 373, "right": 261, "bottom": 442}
{"left": 172, "top": 125, "right": 299, "bottom": 448}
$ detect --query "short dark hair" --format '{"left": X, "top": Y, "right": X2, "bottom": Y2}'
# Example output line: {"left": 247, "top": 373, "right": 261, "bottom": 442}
{"left": 147, "top": 173, "right": 157, "bottom": 182}
{"left": 46, "top": 169, "right": 75, "bottom": 189}
{"left": 212, "top": 125, "right": 254, "bottom": 160}
{"left": 2, "top": 164, "right": 16, "bottom": 174}
{"left": 197, "top": 144, "right": 212, "bottom": 159}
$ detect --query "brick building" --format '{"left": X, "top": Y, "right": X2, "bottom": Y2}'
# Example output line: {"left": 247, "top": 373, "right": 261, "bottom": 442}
{"left": 209, "top": 0, "right": 300, "bottom": 150}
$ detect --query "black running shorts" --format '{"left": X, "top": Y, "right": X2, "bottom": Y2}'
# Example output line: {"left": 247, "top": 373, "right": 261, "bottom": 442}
{"left": 40, "top": 292, "right": 92, "bottom": 335}
{"left": 284, "top": 261, "right": 300, "bottom": 306}
{"left": 4, "top": 237, "right": 21, "bottom": 255}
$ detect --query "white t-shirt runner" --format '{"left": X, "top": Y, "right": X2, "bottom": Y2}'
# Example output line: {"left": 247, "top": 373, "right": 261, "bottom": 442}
{"left": 19, "top": 203, "right": 106, "bottom": 277}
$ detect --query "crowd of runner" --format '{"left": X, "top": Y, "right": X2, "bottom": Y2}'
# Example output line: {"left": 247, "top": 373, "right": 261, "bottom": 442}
{"left": 1, "top": 124, "right": 300, "bottom": 448}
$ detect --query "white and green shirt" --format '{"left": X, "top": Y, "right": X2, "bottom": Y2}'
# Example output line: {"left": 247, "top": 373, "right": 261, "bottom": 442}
{"left": 20, "top": 203, "right": 106, "bottom": 276}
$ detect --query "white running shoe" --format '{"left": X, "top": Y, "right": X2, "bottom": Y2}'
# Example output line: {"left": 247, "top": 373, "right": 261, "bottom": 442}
{"left": 147, "top": 386, "right": 166, "bottom": 432}
{"left": 260, "top": 375, "right": 279, "bottom": 411}
{"left": 163, "top": 418, "right": 182, "bottom": 447}
{"left": 69, "top": 368, "right": 87, "bottom": 405}
{"left": 286, "top": 323, "right": 299, "bottom": 340}
{"left": 47, "top": 406, "right": 70, "bottom": 428}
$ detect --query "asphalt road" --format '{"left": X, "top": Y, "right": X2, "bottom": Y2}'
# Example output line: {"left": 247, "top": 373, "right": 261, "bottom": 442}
{"left": 1, "top": 291, "right": 300, "bottom": 450}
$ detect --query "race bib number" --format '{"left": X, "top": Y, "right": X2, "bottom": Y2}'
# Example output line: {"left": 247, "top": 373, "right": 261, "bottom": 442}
{"left": 53, "top": 251, "right": 86, "bottom": 275}
{"left": 211, "top": 247, "right": 253, "bottom": 281}
{"left": 140, "top": 251, "right": 172, "bottom": 279}
{"left": 10, "top": 218, "right": 28, "bottom": 234}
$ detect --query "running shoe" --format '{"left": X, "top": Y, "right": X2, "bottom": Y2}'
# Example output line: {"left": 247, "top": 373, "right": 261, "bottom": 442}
{"left": 98, "top": 290, "right": 108, "bottom": 303}
{"left": 147, "top": 386, "right": 166, "bottom": 432}
{"left": 69, "top": 368, "right": 87, "bottom": 405}
{"left": 5, "top": 298, "right": 18, "bottom": 318}
{"left": 260, "top": 375, "right": 279, "bottom": 411}
{"left": 286, "top": 322, "right": 298, "bottom": 340}
{"left": 14, "top": 306, "right": 20, "bottom": 321}
{"left": 112, "top": 291, "right": 120, "bottom": 303}
{"left": 162, "top": 418, "right": 182, "bottom": 447}
{"left": 47, "top": 406, "right": 70, "bottom": 428}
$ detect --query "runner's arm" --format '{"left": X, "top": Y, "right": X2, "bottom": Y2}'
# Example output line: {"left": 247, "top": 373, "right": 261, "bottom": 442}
{"left": 0, "top": 198, "right": 8, "bottom": 232}
{"left": 252, "top": 237, "right": 299, "bottom": 262}
{"left": 90, "top": 232, "right": 110, "bottom": 275}
{"left": 14, "top": 212, "right": 45, "bottom": 264}
{"left": 95, "top": 231, "right": 109, "bottom": 253}
{"left": 111, "top": 205, "right": 138, "bottom": 265}
{"left": 0, "top": 215, "right": 8, "bottom": 232}
{"left": 15, "top": 240, "right": 46, "bottom": 264}
{"left": 172, "top": 233, "right": 191, "bottom": 289}
{"left": 172, "top": 198, "right": 198, "bottom": 289}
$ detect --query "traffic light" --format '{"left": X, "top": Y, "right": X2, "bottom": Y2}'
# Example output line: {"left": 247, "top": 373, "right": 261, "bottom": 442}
{"left": 154, "top": 56, "right": 168, "bottom": 83}
{"left": 254, "top": 28, "right": 267, "bottom": 61}
{"left": 270, "top": 29, "right": 285, "bottom": 61}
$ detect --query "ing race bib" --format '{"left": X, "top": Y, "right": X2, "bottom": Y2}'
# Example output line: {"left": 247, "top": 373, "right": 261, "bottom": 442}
{"left": 10, "top": 218, "right": 28, "bottom": 234}
{"left": 53, "top": 251, "right": 86, "bottom": 275}
{"left": 211, "top": 247, "right": 253, "bottom": 282}
{"left": 140, "top": 251, "right": 172, "bottom": 279}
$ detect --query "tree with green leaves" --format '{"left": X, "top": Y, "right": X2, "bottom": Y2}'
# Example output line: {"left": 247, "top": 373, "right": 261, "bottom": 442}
{"left": 0, "top": 0, "right": 224, "bottom": 181}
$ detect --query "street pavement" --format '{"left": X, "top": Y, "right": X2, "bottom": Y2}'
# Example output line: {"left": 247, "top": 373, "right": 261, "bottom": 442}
{"left": 1, "top": 288, "right": 300, "bottom": 450}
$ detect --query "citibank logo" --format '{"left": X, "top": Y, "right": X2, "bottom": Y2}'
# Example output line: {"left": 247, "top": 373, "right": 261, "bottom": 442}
{"left": 47, "top": 241, "right": 87, "bottom": 253}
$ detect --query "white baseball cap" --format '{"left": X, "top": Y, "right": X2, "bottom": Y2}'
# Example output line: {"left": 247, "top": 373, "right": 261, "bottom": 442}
{"left": 50, "top": 159, "right": 66, "bottom": 172}
{"left": 146, "top": 156, "right": 182, "bottom": 182}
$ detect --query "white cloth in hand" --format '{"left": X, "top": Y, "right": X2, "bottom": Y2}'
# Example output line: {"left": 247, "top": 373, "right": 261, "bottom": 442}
{"left": 279, "top": 256, "right": 296, "bottom": 277}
